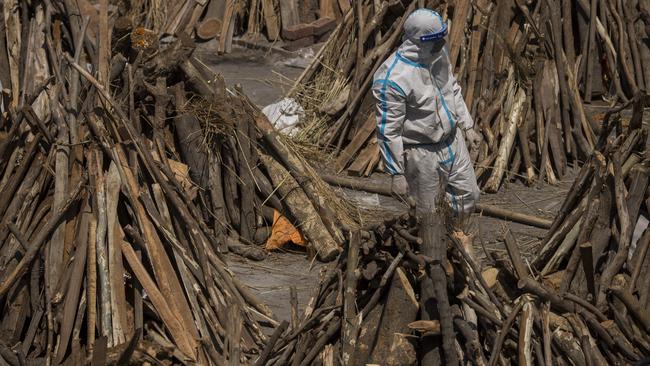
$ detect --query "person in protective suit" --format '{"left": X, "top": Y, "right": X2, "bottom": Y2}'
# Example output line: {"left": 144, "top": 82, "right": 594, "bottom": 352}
{"left": 372, "top": 8, "right": 481, "bottom": 214}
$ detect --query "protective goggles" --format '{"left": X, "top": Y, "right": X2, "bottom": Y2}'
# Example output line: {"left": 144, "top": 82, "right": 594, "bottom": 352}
{"left": 419, "top": 22, "right": 448, "bottom": 42}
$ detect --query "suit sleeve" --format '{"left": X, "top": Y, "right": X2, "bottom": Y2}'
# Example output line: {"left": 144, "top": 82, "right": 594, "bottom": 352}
{"left": 373, "top": 82, "right": 406, "bottom": 175}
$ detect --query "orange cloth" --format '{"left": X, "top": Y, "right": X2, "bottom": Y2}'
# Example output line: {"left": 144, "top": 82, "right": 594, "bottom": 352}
{"left": 265, "top": 210, "right": 307, "bottom": 250}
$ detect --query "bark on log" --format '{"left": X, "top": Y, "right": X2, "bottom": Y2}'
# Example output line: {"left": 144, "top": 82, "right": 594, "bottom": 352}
{"left": 484, "top": 83, "right": 527, "bottom": 193}
{"left": 259, "top": 153, "right": 340, "bottom": 261}
{"left": 368, "top": 267, "right": 418, "bottom": 364}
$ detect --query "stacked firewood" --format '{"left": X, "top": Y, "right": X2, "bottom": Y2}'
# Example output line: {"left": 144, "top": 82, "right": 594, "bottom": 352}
{"left": 117, "top": 0, "right": 344, "bottom": 53}
{"left": 257, "top": 98, "right": 650, "bottom": 365}
{"left": 253, "top": 209, "right": 431, "bottom": 366}
{"left": 289, "top": 0, "right": 650, "bottom": 192}
{"left": 0, "top": 1, "right": 354, "bottom": 365}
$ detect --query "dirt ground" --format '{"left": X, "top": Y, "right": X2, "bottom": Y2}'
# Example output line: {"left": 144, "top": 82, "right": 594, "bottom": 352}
{"left": 197, "top": 43, "right": 575, "bottom": 329}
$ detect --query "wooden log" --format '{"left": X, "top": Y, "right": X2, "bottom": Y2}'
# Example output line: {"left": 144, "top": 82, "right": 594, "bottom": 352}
{"left": 347, "top": 141, "right": 378, "bottom": 176}
{"left": 583, "top": 0, "right": 599, "bottom": 102}
{"left": 279, "top": 0, "right": 300, "bottom": 30}
{"left": 87, "top": 206, "right": 98, "bottom": 357}
{"left": 452, "top": 305, "right": 487, "bottom": 366}
{"left": 548, "top": 0, "right": 576, "bottom": 163}
{"left": 518, "top": 297, "right": 534, "bottom": 366}
{"left": 227, "top": 304, "right": 243, "bottom": 366}
{"left": 320, "top": 0, "right": 337, "bottom": 19}
{"left": 254, "top": 320, "right": 288, "bottom": 366}
{"left": 253, "top": 112, "right": 344, "bottom": 245}
{"left": 448, "top": 0, "right": 472, "bottom": 69}
{"left": 334, "top": 113, "right": 375, "bottom": 173}
{"left": 464, "top": 0, "right": 492, "bottom": 111}
{"left": 261, "top": 0, "right": 280, "bottom": 41}
{"left": 218, "top": 0, "right": 235, "bottom": 53}
{"left": 259, "top": 153, "right": 340, "bottom": 261}
{"left": 534, "top": 198, "right": 587, "bottom": 269}
{"left": 503, "top": 229, "right": 529, "bottom": 280}
{"left": 106, "top": 162, "right": 127, "bottom": 345}
{"left": 0, "top": 2, "right": 12, "bottom": 90}
{"left": 349, "top": 253, "right": 404, "bottom": 366}
{"left": 53, "top": 197, "right": 90, "bottom": 364}
{"left": 350, "top": 300, "right": 382, "bottom": 365}
{"left": 561, "top": 0, "right": 576, "bottom": 65}
{"left": 542, "top": 217, "right": 582, "bottom": 276}
{"left": 475, "top": 203, "right": 552, "bottom": 229}
{"left": 246, "top": 0, "right": 261, "bottom": 36}
{"left": 0, "top": 178, "right": 84, "bottom": 298}
{"left": 518, "top": 277, "right": 638, "bottom": 359}
{"left": 120, "top": 240, "right": 196, "bottom": 360}
{"left": 368, "top": 267, "right": 418, "bottom": 364}
{"left": 630, "top": 228, "right": 650, "bottom": 294}
{"left": 172, "top": 83, "right": 208, "bottom": 188}
{"left": 226, "top": 236, "right": 268, "bottom": 261}
{"left": 484, "top": 82, "right": 526, "bottom": 193}
{"left": 109, "top": 147, "right": 199, "bottom": 356}
{"left": 609, "top": 284, "right": 650, "bottom": 334}
{"left": 547, "top": 313, "right": 587, "bottom": 366}
{"left": 487, "top": 300, "right": 523, "bottom": 366}
{"left": 338, "top": 0, "right": 350, "bottom": 14}
{"left": 89, "top": 148, "right": 114, "bottom": 347}
{"left": 351, "top": 0, "right": 365, "bottom": 91}
{"left": 605, "top": 0, "right": 638, "bottom": 95}
{"left": 341, "top": 231, "right": 360, "bottom": 365}
{"left": 596, "top": 160, "right": 631, "bottom": 310}
{"left": 4, "top": 0, "right": 20, "bottom": 108}
{"left": 419, "top": 212, "right": 443, "bottom": 366}
{"left": 0, "top": 135, "right": 42, "bottom": 232}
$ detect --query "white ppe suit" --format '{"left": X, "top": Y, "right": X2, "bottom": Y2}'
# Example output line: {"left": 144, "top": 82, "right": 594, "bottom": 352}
{"left": 372, "top": 9, "right": 480, "bottom": 213}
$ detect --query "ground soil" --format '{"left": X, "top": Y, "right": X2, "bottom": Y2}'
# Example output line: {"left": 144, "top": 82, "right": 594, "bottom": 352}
{"left": 197, "top": 43, "right": 576, "bottom": 329}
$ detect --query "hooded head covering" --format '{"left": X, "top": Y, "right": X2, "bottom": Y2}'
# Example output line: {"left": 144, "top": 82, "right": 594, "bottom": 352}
{"left": 403, "top": 9, "right": 447, "bottom": 42}
{"left": 401, "top": 9, "right": 448, "bottom": 62}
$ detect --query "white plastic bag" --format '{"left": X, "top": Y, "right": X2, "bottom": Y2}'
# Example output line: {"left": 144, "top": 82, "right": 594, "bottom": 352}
{"left": 262, "top": 97, "right": 304, "bottom": 136}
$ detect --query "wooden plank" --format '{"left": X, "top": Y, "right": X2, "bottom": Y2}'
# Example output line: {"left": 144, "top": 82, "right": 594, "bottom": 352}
{"left": 448, "top": 0, "right": 471, "bottom": 69}
{"left": 347, "top": 142, "right": 376, "bottom": 176}
{"left": 183, "top": 1, "right": 208, "bottom": 35}
{"left": 227, "top": 305, "right": 243, "bottom": 366}
{"left": 279, "top": 0, "right": 300, "bottom": 30}
{"left": 87, "top": 205, "right": 97, "bottom": 356}
{"left": 362, "top": 144, "right": 380, "bottom": 177}
{"left": 218, "top": 0, "right": 235, "bottom": 53}
{"left": 0, "top": 2, "right": 12, "bottom": 90}
{"left": 112, "top": 146, "right": 198, "bottom": 359}
{"left": 90, "top": 149, "right": 114, "bottom": 347}
{"left": 0, "top": 284, "right": 28, "bottom": 344}
{"left": 54, "top": 197, "right": 90, "bottom": 364}
{"left": 338, "top": 0, "right": 351, "bottom": 14}
{"left": 106, "top": 162, "right": 127, "bottom": 345}
{"left": 464, "top": 0, "right": 491, "bottom": 110}
{"left": 334, "top": 113, "right": 375, "bottom": 173}
{"left": 49, "top": 96, "right": 71, "bottom": 300}
{"left": 320, "top": 0, "right": 337, "bottom": 19}
{"left": 151, "top": 184, "right": 203, "bottom": 341}
{"left": 246, "top": 0, "right": 261, "bottom": 36}
{"left": 261, "top": 0, "right": 280, "bottom": 41}
{"left": 3, "top": 0, "right": 21, "bottom": 108}
{"left": 97, "top": 0, "right": 109, "bottom": 89}
{"left": 120, "top": 240, "right": 196, "bottom": 359}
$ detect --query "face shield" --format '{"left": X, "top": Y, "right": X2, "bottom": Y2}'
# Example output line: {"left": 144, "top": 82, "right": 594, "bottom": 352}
{"left": 418, "top": 21, "right": 447, "bottom": 55}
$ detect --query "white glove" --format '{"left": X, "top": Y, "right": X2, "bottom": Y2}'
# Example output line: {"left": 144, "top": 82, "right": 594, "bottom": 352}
{"left": 391, "top": 174, "right": 409, "bottom": 198}
{"left": 464, "top": 128, "right": 482, "bottom": 161}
